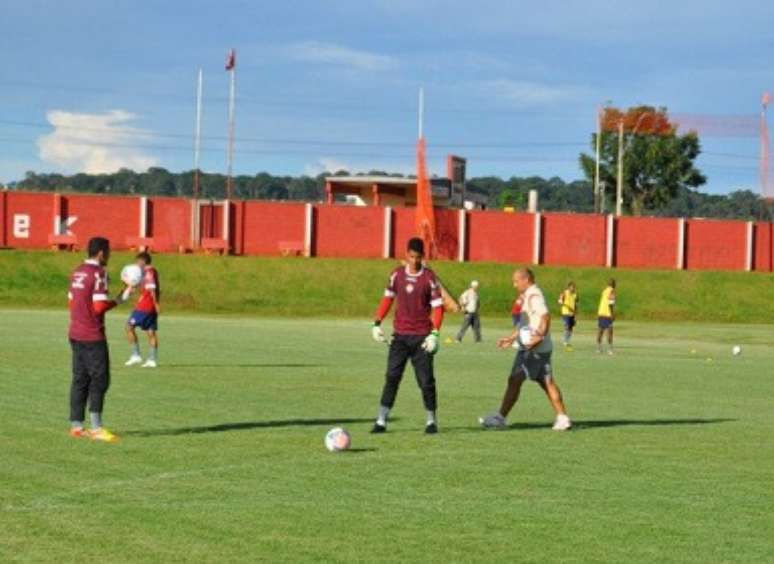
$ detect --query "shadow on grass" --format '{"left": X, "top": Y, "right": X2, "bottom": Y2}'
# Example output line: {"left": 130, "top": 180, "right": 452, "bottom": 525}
{"left": 442, "top": 417, "right": 736, "bottom": 433}
{"left": 124, "top": 417, "right": 375, "bottom": 437}
{"left": 154, "top": 363, "right": 321, "bottom": 369}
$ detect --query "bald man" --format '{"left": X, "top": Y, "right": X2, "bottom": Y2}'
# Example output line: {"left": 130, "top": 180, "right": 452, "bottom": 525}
{"left": 479, "top": 268, "right": 572, "bottom": 431}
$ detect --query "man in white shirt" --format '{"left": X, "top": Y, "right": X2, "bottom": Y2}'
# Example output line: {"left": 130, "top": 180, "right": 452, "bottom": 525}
{"left": 455, "top": 280, "right": 482, "bottom": 343}
{"left": 479, "top": 268, "right": 572, "bottom": 431}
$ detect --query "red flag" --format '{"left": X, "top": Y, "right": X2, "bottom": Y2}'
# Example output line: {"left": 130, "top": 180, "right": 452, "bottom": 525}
{"left": 225, "top": 48, "right": 236, "bottom": 71}
{"left": 415, "top": 136, "right": 436, "bottom": 257}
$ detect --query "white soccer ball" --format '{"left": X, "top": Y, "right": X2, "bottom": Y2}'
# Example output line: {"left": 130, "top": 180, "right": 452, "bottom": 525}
{"left": 514, "top": 326, "right": 534, "bottom": 348}
{"left": 325, "top": 427, "right": 351, "bottom": 452}
{"left": 120, "top": 264, "right": 143, "bottom": 287}
{"left": 732, "top": 345, "right": 742, "bottom": 356}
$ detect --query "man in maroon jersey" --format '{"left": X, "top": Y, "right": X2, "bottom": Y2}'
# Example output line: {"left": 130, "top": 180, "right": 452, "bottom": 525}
{"left": 371, "top": 237, "right": 445, "bottom": 434}
{"left": 125, "top": 251, "right": 161, "bottom": 368}
{"left": 68, "top": 237, "right": 132, "bottom": 443}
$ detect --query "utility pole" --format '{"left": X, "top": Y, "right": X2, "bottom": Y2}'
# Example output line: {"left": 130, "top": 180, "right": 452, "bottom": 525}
{"left": 594, "top": 108, "right": 602, "bottom": 213}
{"left": 616, "top": 119, "right": 624, "bottom": 217}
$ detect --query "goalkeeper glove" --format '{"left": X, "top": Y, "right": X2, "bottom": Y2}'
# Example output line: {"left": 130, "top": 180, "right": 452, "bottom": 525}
{"left": 372, "top": 321, "right": 387, "bottom": 343}
{"left": 422, "top": 330, "right": 440, "bottom": 355}
{"left": 115, "top": 286, "right": 133, "bottom": 305}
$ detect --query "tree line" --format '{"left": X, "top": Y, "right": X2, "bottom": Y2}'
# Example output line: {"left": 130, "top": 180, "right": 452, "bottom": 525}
{"left": 4, "top": 167, "right": 770, "bottom": 221}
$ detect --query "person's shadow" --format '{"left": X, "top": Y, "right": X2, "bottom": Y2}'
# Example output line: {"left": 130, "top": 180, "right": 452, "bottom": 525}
{"left": 124, "top": 417, "right": 376, "bottom": 437}
{"left": 444, "top": 417, "right": 736, "bottom": 433}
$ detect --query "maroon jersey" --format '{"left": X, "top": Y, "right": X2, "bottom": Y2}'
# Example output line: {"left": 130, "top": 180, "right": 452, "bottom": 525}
{"left": 385, "top": 266, "right": 443, "bottom": 335}
{"left": 135, "top": 266, "right": 159, "bottom": 313}
{"left": 68, "top": 259, "right": 112, "bottom": 342}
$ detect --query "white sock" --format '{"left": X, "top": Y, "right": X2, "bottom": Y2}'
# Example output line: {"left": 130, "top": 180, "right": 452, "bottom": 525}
{"left": 377, "top": 405, "right": 390, "bottom": 426}
{"left": 426, "top": 411, "right": 437, "bottom": 425}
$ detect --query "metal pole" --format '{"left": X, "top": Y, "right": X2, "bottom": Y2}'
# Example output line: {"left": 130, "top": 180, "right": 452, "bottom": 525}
{"left": 616, "top": 120, "right": 624, "bottom": 217}
{"left": 194, "top": 68, "right": 203, "bottom": 200}
{"left": 594, "top": 108, "right": 602, "bottom": 213}
{"left": 226, "top": 60, "right": 236, "bottom": 200}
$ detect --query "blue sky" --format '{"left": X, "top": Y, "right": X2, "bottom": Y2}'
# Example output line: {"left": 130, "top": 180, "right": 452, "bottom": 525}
{"left": 1, "top": 0, "right": 773, "bottom": 194}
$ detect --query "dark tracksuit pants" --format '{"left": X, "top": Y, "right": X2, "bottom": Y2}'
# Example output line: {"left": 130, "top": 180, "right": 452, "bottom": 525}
{"left": 69, "top": 339, "right": 111, "bottom": 422}
{"left": 456, "top": 312, "right": 482, "bottom": 342}
{"left": 380, "top": 334, "right": 436, "bottom": 411}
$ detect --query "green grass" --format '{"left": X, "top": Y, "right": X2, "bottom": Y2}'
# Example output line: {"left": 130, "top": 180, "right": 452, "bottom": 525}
{"left": 1, "top": 250, "right": 773, "bottom": 322}
{"left": 1, "top": 310, "right": 772, "bottom": 562}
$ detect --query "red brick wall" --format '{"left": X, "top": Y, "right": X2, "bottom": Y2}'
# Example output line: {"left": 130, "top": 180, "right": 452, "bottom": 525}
{"left": 542, "top": 213, "right": 607, "bottom": 267}
{"left": 242, "top": 201, "right": 307, "bottom": 256}
{"left": 685, "top": 219, "right": 747, "bottom": 271}
{"left": 754, "top": 222, "right": 773, "bottom": 272}
{"left": 315, "top": 205, "right": 383, "bottom": 258}
{"left": 616, "top": 217, "right": 679, "bottom": 269}
{"left": 466, "top": 210, "right": 533, "bottom": 263}
{"left": 4, "top": 192, "right": 56, "bottom": 248}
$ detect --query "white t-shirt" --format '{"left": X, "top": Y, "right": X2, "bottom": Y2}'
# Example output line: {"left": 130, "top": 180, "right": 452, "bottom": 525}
{"left": 521, "top": 284, "right": 553, "bottom": 353}
{"left": 459, "top": 288, "right": 479, "bottom": 314}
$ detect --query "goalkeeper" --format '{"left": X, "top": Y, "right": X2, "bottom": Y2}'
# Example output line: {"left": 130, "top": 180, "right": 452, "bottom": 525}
{"left": 370, "top": 237, "right": 445, "bottom": 434}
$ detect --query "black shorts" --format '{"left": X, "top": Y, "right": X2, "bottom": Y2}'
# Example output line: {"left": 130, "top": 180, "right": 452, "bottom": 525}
{"left": 511, "top": 349, "right": 553, "bottom": 382}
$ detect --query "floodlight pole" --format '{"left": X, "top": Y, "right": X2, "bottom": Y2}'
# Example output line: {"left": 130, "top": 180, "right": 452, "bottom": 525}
{"left": 616, "top": 120, "right": 624, "bottom": 217}
{"left": 226, "top": 58, "right": 236, "bottom": 200}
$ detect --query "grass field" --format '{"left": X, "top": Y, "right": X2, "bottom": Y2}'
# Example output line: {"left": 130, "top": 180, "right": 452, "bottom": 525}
{"left": 1, "top": 309, "right": 772, "bottom": 562}
{"left": 2, "top": 250, "right": 774, "bottom": 322}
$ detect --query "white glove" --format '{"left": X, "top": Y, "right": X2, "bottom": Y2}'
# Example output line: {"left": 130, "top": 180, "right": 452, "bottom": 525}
{"left": 372, "top": 323, "right": 387, "bottom": 343}
{"left": 115, "top": 286, "right": 133, "bottom": 305}
{"left": 422, "top": 330, "right": 440, "bottom": 354}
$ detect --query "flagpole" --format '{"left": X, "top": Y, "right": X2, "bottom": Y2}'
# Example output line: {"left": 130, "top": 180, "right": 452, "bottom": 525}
{"left": 194, "top": 67, "right": 203, "bottom": 201}
{"left": 226, "top": 50, "right": 236, "bottom": 200}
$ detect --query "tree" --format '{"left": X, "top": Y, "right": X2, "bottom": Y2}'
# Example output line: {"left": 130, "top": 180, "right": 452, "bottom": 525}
{"left": 579, "top": 106, "right": 706, "bottom": 215}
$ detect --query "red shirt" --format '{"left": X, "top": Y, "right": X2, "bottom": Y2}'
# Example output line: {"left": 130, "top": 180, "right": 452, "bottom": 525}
{"left": 136, "top": 266, "right": 159, "bottom": 313}
{"left": 385, "top": 266, "right": 443, "bottom": 335}
{"left": 68, "top": 260, "right": 112, "bottom": 342}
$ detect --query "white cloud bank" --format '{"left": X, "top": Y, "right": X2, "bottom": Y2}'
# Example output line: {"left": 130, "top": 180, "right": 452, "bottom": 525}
{"left": 37, "top": 110, "right": 158, "bottom": 174}
{"left": 287, "top": 41, "right": 397, "bottom": 71}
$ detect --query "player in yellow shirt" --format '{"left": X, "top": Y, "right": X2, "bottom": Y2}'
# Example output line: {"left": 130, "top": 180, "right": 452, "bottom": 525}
{"left": 557, "top": 282, "right": 579, "bottom": 350}
{"left": 597, "top": 279, "right": 616, "bottom": 355}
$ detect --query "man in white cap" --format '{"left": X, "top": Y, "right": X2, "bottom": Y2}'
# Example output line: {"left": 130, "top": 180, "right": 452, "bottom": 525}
{"left": 455, "top": 280, "right": 482, "bottom": 343}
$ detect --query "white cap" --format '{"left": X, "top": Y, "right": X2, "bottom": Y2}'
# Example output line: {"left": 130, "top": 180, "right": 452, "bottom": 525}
{"left": 471, "top": 280, "right": 479, "bottom": 288}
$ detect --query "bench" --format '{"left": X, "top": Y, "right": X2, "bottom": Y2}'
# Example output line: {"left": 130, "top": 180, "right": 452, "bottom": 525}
{"left": 279, "top": 240, "right": 305, "bottom": 257}
{"left": 200, "top": 237, "right": 230, "bottom": 255}
{"left": 48, "top": 234, "right": 77, "bottom": 251}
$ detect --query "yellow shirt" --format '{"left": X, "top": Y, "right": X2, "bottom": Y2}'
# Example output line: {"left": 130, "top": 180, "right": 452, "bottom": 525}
{"left": 598, "top": 287, "right": 616, "bottom": 317}
{"left": 559, "top": 290, "right": 578, "bottom": 316}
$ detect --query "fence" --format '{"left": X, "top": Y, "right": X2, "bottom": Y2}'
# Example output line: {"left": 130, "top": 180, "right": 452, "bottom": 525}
{"left": 0, "top": 190, "right": 771, "bottom": 272}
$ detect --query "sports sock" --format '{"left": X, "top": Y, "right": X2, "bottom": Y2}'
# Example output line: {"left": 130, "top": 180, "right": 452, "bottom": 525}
{"left": 131, "top": 343, "right": 140, "bottom": 357}
{"left": 70, "top": 420, "right": 84, "bottom": 429}
{"left": 377, "top": 405, "right": 390, "bottom": 426}
{"left": 90, "top": 412, "right": 102, "bottom": 429}
{"left": 149, "top": 347, "right": 158, "bottom": 361}
{"left": 426, "top": 410, "right": 437, "bottom": 425}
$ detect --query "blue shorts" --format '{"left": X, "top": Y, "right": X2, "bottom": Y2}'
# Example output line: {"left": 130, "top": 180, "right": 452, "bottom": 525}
{"left": 562, "top": 315, "right": 576, "bottom": 329}
{"left": 128, "top": 310, "right": 158, "bottom": 331}
{"left": 598, "top": 317, "right": 613, "bottom": 330}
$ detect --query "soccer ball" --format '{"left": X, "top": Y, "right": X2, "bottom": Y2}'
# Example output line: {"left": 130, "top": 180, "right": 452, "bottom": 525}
{"left": 514, "top": 326, "right": 534, "bottom": 348}
{"left": 120, "top": 264, "right": 143, "bottom": 287}
{"left": 324, "top": 427, "right": 351, "bottom": 452}
{"left": 732, "top": 345, "right": 742, "bottom": 356}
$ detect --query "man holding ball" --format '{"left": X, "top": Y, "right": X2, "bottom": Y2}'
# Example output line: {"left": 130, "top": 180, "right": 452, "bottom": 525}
{"left": 479, "top": 268, "right": 572, "bottom": 431}
{"left": 125, "top": 252, "right": 161, "bottom": 368}
{"left": 371, "top": 237, "right": 445, "bottom": 434}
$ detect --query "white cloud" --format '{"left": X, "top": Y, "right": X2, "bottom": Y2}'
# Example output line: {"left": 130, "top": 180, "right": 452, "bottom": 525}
{"left": 304, "top": 157, "right": 444, "bottom": 178}
{"left": 37, "top": 110, "right": 158, "bottom": 174}
{"left": 287, "top": 41, "right": 397, "bottom": 71}
{"left": 481, "top": 79, "right": 581, "bottom": 107}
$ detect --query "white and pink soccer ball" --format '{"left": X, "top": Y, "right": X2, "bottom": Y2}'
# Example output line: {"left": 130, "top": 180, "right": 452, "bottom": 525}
{"left": 120, "top": 264, "right": 143, "bottom": 287}
{"left": 325, "top": 427, "right": 351, "bottom": 452}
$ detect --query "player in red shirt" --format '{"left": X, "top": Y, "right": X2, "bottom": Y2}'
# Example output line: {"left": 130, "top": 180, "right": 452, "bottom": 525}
{"left": 68, "top": 237, "right": 132, "bottom": 443}
{"left": 125, "top": 252, "right": 161, "bottom": 368}
{"left": 371, "top": 237, "right": 445, "bottom": 434}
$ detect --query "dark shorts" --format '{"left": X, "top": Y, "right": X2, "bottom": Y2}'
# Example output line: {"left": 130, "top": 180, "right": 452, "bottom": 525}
{"left": 562, "top": 315, "right": 576, "bottom": 329}
{"left": 512, "top": 314, "right": 521, "bottom": 327}
{"left": 598, "top": 317, "right": 614, "bottom": 330}
{"left": 129, "top": 310, "right": 158, "bottom": 331}
{"left": 511, "top": 349, "right": 553, "bottom": 382}
{"left": 70, "top": 339, "right": 110, "bottom": 419}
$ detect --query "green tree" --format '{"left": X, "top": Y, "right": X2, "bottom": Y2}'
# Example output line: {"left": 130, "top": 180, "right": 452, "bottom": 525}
{"left": 579, "top": 106, "right": 706, "bottom": 216}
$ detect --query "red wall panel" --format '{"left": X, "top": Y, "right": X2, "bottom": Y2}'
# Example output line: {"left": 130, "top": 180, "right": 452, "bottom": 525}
{"left": 5, "top": 192, "right": 55, "bottom": 248}
{"left": 315, "top": 205, "right": 383, "bottom": 258}
{"left": 542, "top": 213, "right": 607, "bottom": 267}
{"left": 150, "top": 197, "right": 192, "bottom": 252}
{"left": 467, "top": 211, "right": 534, "bottom": 263}
{"left": 0, "top": 191, "right": 7, "bottom": 247}
{"left": 616, "top": 217, "right": 679, "bottom": 269}
{"left": 685, "top": 219, "right": 747, "bottom": 271}
{"left": 754, "top": 222, "right": 773, "bottom": 272}
{"left": 65, "top": 194, "right": 138, "bottom": 250}
{"left": 242, "top": 201, "right": 306, "bottom": 255}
